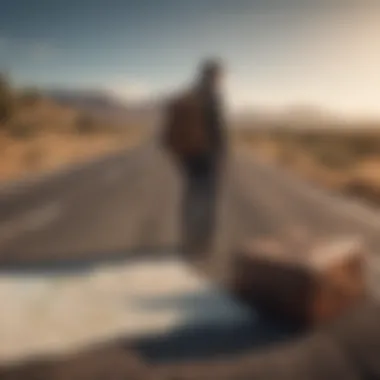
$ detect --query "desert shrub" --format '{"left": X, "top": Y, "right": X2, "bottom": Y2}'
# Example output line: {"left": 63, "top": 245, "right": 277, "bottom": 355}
{"left": 343, "top": 179, "right": 380, "bottom": 206}
{"left": 19, "top": 88, "right": 42, "bottom": 107}
{"left": 8, "top": 121, "right": 37, "bottom": 139}
{"left": 74, "top": 112, "right": 99, "bottom": 134}
{"left": 348, "top": 135, "right": 380, "bottom": 157}
{"left": 303, "top": 132, "right": 380, "bottom": 161}
{"left": 307, "top": 142, "right": 355, "bottom": 170}
{"left": 277, "top": 131, "right": 371, "bottom": 170}
{"left": 0, "top": 73, "right": 13, "bottom": 124}
{"left": 22, "top": 146, "right": 44, "bottom": 169}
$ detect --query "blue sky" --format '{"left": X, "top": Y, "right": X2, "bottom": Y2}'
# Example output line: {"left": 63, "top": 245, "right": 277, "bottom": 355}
{"left": 1, "top": 1, "right": 380, "bottom": 116}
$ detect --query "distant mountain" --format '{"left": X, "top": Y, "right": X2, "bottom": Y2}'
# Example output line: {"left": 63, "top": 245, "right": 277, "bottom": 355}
{"left": 232, "top": 104, "right": 345, "bottom": 130}
{"left": 45, "top": 89, "right": 116, "bottom": 108}
{"left": 43, "top": 88, "right": 160, "bottom": 127}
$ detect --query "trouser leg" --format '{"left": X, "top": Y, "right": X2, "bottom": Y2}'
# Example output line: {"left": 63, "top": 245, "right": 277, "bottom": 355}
{"left": 181, "top": 154, "right": 220, "bottom": 256}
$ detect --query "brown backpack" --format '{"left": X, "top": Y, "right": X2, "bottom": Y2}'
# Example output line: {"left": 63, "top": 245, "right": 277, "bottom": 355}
{"left": 163, "top": 91, "right": 210, "bottom": 160}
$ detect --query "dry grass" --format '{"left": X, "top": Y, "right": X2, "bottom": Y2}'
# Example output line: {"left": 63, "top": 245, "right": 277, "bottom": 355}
{"left": 0, "top": 131, "right": 143, "bottom": 182}
{"left": 235, "top": 128, "right": 380, "bottom": 206}
{"left": 0, "top": 91, "right": 146, "bottom": 183}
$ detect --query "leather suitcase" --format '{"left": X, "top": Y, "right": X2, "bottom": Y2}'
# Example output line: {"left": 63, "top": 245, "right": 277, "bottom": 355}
{"left": 233, "top": 237, "right": 367, "bottom": 327}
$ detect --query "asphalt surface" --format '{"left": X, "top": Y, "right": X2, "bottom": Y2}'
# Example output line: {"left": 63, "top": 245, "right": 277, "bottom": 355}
{"left": 0, "top": 140, "right": 379, "bottom": 280}
{"left": 0, "top": 140, "right": 380, "bottom": 379}
{"left": 0, "top": 141, "right": 179, "bottom": 265}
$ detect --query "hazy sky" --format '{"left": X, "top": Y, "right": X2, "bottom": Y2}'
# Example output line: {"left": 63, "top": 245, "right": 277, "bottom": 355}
{"left": 1, "top": 0, "right": 380, "bottom": 116}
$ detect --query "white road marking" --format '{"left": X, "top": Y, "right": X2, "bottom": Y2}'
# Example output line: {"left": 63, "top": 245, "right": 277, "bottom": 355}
{"left": 0, "top": 201, "right": 62, "bottom": 246}
{"left": 0, "top": 257, "right": 253, "bottom": 365}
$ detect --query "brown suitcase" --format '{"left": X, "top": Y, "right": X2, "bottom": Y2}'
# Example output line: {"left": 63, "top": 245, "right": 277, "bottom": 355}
{"left": 233, "top": 237, "right": 367, "bottom": 327}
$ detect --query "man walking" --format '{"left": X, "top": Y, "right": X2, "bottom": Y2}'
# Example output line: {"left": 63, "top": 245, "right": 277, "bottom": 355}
{"left": 182, "top": 59, "right": 228, "bottom": 257}
{"left": 162, "top": 58, "right": 228, "bottom": 257}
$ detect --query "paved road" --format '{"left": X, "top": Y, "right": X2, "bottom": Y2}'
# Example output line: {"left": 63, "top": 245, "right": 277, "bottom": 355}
{"left": 0, "top": 141, "right": 181, "bottom": 265}
{"left": 0, "top": 140, "right": 379, "bottom": 280}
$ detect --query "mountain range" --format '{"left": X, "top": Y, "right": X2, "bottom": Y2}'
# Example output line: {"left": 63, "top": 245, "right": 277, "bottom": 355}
{"left": 44, "top": 88, "right": 362, "bottom": 130}
{"left": 43, "top": 88, "right": 161, "bottom": 127}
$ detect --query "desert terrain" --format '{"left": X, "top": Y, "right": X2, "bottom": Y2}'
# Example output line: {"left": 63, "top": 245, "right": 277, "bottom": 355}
{"left": 0, "top": 76, "right": 146, "bottom": 184}
{"left": 234, "top": 121, "right": 380, "bottom": 208}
